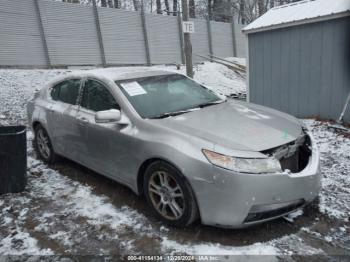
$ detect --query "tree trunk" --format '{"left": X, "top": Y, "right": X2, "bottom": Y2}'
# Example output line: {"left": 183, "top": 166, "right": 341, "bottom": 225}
{"left": 189, "top": 0, "right": 195, "bottom": 18}
{"left": 133, "top": 0, "right": 139, "bottom": 10}
{"left": 208, "top": 0, "right": 213, "bottom": 20}
{"left": 101, "top": 0, "right": 107, "bottom": 7}
{"left": 173, "top": 0, "right": 178, "bottom": 16}
{"left": 213, "top": 0, "right": 224, "bottom": 21}
{"left": 114, "top": 0, "right": 120, "bottom": 8}
{"left": 156, "top": 0, "right": 162, "bottom": 14}
{"left": 239, "top": 0, "right": 245, "bottom": 23}
{"left": 258, "top": 0, "right": 265, "bottom": 16}
{"left": 164, "top": 0, "right": 170, "bottom": 15}
{"left": 270, "top": 0, "right": 274, "bottom": 8}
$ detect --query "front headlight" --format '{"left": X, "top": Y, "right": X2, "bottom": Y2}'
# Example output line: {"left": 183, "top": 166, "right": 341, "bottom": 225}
{"left": 202, "top": 149, "right": 282, "bottom": 174}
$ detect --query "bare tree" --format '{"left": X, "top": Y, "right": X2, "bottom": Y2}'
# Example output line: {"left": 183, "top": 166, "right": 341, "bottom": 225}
{"left": 257, "top": 0, "right": 265, "bottom": 16}
{"left": 114, "top": 0, "right": 120, "bottom": 8}
{"left": 164, "top": 0, "right": 170, "bottom": 14}
{"left": 173, "top": 0, "right": 178, "bottom": 15}
{"left": 132, "top": 0, "right": 139, "bottom": 11}
{"left": 156, "top": 0, "right": 162, "bottom": 14}
{"left": 189, "top": 0, "right": 196, "bottom": 18}
{"left": 239, "top": 0, "right": 245, "bottom": 23}
{"left": 107, "top": 0, "right": 113, "bottom": 7}
{"left": 213, "top": 0, "right": 230, "bottom": 21}
{"left": 208, "top": 0, "right": 213, "bottom": 19}
{"left": 101, "top": 0, "right": 107, "bottom": 7}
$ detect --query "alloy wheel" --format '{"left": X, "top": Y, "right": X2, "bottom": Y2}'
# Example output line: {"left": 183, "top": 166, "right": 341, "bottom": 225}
{"left": 37, "top": 129, "right": 50, "bottom": 159}
{"left": 148, "top": 171, "right": 185, "bottom": 220}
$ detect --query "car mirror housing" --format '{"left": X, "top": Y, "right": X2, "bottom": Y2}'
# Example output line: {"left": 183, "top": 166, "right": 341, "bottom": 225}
{"left": 95, "top": 109, "right": 121, "bottom": 123}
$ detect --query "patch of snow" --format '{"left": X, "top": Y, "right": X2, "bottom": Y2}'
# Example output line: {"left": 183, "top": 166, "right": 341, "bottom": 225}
{"left": 155, "top": 62, "right": 246, "bottom": 96}
{"left": 243, "top": 0, "right": 350, "bottom": 33}
{"left": 19, "top": 208, "right": 29, "bottom": 219}
{"left": 0, "top": 231, "right": 53, "bottom": 255}
{"left": 1, "top": 217, "right": 13, "bottom": 226}
{"left": 161, "top": 237, "right": 279, "bottom": 256}
{"left": 28, "top": 155, "right": 147, "bottom": 232}
{"left": 324, "top": 236, "right": 332, "bottom": 243}
{"left": 304, "top": 120, "right": 350, "bottom": 221}
{"left": 301, "top": 227, "right": 322, "bottom": 238}
{"left": 49, "top": 231, "right": 74, "bottom": 247}
{"left": 270, "top": 234, "right": 325, "bottom": 255}
{"left": 225, "top": 57, "right": 246, "bottom": 66}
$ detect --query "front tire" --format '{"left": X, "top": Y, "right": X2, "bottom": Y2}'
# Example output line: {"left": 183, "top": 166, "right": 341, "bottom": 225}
{"left": 34, "top": 125, "right": 57, "bottom": 164}
{"left": 143, "top": 161, "right": 198, "bottom": 227}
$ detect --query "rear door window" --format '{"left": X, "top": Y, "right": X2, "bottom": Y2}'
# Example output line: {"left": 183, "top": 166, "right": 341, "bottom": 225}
{"left": 50, "top": 79, "right": 81, "bottom": 105}
{"left": 80, "top": 79, "right": 119, "bottom": 112}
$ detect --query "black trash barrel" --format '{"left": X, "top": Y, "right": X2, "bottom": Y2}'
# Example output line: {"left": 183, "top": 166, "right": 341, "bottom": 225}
{"left": 0, "top": 126, "right": 27, "bottom": 194}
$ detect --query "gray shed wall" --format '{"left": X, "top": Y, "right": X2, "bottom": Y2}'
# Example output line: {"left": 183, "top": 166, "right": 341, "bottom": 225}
{"left": 248, "top": 16, "right": 350, "bottom": 123}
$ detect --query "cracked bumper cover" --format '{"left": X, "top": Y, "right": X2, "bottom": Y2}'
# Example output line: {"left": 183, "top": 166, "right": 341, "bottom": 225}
{"left": 189, "top": 139, "right": 321, "bottom": 228}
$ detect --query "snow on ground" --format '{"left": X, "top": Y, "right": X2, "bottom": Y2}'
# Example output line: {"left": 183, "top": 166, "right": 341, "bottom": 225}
{"left": 0, "top": 62, "right": 350, "bottom": 256}
{"left": 304, "top": 120, "right": 350, "bottom": 221}
{"left": 161, "top": 237, "right": 279, "bottom": 256}
{"left": 156, "top": 62, "right": 246, "bottom": 96}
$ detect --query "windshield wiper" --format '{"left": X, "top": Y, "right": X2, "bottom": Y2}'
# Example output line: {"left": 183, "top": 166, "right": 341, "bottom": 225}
{"left": 197, "top": 99, "right": 226, "bottom": 108}
{"left": 150, "top": 100, "right": 225, "bottom": 119}
{"left": 150, "top": 109, "right": 194, "bottom": 119}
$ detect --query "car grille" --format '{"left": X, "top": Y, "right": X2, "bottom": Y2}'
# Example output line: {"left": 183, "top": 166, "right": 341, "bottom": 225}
{"left": 243, "top": 199, "right": 305, "bottom": 223}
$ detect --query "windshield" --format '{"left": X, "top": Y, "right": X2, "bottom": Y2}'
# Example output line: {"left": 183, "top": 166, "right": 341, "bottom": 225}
{"left": 116, "top": 74, "right": 223, "bottom": 118}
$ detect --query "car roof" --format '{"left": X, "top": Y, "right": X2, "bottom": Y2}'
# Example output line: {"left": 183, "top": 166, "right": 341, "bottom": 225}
{"left": 59, "top": 68, "right": 177, "bottom": 83}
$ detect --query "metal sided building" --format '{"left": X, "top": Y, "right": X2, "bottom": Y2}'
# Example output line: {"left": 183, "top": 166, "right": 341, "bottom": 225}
{"left": 243, "top": 0, "right": 350, "bottom": 123}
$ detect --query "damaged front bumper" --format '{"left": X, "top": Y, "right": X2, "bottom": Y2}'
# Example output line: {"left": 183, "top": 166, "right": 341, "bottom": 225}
{"left": 190, "top": 133, "right": 321, "bottom": 228}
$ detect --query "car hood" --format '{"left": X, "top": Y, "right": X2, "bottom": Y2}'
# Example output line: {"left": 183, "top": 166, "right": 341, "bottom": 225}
{"left": 154, "top": 100, "right": 303, "bottom": 152}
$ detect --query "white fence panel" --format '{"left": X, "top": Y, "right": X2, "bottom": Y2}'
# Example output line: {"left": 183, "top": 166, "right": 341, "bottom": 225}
{"left": 0, "top": 0, "right": 46, "bottom": 66}
{"left": 0, "top": 0, "right": 247, "bottom": 67}
{"left": 99, "top": 8, "right": 147, "bottom": 65}
{"left": 190, "top": 18, "right": 210, "bottom": 63}
{"left": 211, "top": 21, "right": 234, "bottom": 58}
{"left": 39, "top": 0, "right": 101, "bottom": 66}
{"left": 146, "top": 14, "right": 182, "bottom": 64}
{"left": 233, "top": 21, "right": 247, "bottom": 58}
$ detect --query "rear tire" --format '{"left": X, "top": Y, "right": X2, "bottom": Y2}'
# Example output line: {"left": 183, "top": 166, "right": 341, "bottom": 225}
{"left": 143, "top": 161, "right": 198, "bottom": 227}
{"left": 34, "top": 125, "right": 57, "bottom": 164}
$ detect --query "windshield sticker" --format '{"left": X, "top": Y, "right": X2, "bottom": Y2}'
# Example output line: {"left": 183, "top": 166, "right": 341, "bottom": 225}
{"left": 121, "top": 82, "right": 147, "bottom": 96}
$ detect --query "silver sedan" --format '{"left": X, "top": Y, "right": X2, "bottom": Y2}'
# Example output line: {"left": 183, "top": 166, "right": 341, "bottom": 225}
{"left": 27, "top": 69, "right": 321, "bottom": 228}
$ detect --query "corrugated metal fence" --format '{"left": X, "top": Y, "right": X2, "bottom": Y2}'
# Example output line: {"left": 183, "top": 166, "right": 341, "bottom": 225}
{"left": 0, "top": 0, "right": 247, "bottom": 67}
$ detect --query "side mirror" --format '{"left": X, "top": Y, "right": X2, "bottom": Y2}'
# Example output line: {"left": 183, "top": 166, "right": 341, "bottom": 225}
{"left": 95, "top": 109, "right": 121, "bottom": 123}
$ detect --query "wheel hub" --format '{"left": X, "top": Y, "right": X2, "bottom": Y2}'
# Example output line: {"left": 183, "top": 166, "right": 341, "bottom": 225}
{"left": 160, "top": 187, "right": 172, "bottom": 203}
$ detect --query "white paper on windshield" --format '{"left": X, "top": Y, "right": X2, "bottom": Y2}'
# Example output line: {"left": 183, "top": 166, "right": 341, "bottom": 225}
{"left": 121, "top": 81, "right": 147, "bottom": 96}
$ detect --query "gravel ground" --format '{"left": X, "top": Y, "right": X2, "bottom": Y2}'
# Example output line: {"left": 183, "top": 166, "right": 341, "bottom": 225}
{"left": 0, "top": 66, "right": 349, "bottom": 260}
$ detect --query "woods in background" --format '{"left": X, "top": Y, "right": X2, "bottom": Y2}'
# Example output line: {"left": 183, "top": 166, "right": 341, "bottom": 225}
{"left": 59, "top": 0, "right": 302, "bottom": 23}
